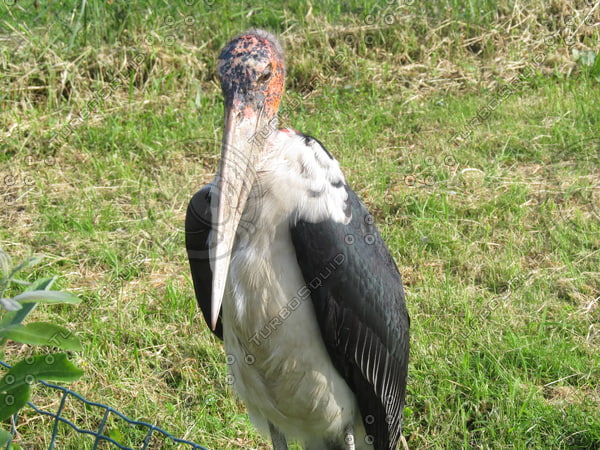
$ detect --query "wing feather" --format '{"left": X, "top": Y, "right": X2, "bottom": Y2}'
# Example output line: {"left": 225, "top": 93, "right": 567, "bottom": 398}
{"left": 185, "top": 184, "right": 223, "bottom": 340}
{"left": 290, "top": 186, "right": 410, "bottom": 449}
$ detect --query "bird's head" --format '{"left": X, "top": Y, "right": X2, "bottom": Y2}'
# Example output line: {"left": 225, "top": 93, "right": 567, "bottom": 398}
{"left": 210, "top": 29, "right": 286, "bottom": 329}
{"left": 217, "top": 29, "right": 285, "bottom": 121}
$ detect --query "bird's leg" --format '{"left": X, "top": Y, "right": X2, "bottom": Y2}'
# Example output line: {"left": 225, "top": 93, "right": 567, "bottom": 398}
{"left": 344, "top": 424, "right": 356, "bottom": 450}
{"left": 268, "top": 421, "right": 288, "bottom": 450}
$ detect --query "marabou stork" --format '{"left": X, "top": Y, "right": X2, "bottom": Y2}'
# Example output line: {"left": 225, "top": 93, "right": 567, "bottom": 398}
{"left": 185, "top": 29, "right": 410, "bottom": 450}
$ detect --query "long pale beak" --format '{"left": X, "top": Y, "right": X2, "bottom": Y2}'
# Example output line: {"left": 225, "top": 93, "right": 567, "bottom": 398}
{"left": 210, "top": 103, "right": 266, "bottom": 330}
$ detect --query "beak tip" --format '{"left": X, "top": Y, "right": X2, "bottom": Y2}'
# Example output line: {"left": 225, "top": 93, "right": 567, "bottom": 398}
{"left": 210, "top": 289, "right": 223, "bottom": 332}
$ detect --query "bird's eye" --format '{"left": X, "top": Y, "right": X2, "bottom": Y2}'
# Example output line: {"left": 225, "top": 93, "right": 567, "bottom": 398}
{"left": 257, "top": 71, "right": 272, "bottom": 84}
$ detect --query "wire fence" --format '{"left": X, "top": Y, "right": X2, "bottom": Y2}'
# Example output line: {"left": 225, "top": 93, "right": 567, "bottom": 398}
{"left": 0, "top": 360, "right": 208, "bottom": 450}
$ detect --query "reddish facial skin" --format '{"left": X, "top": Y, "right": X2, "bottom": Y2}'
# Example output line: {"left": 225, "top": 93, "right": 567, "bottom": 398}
{"left": 217, "top": 32, "right": 285, "bottom": 120}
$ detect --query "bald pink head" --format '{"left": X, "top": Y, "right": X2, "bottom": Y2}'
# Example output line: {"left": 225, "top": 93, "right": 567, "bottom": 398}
{"left": 217, "top": 29, "right": 286, "bottom": 120}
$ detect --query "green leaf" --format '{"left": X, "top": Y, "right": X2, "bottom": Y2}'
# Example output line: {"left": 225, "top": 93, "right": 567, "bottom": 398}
{"left": 0, "top": 427, "right": 13, "bottom": 446}
{"left": 0, "top": 303, "right": 37, "bottom": 329}
{"left": 0, "top": 353, "right": 83, "bottom": 394}
{"left": 0, "top": 248, "right": 11, "bottom": 278}
{"left": 13, "top": 290, "right": 81, "bottom": 305}
{"left": 0, "top": 383, "right": 30, "bottom": 422}
{"left": 0, "top": 323, "right": 82, "bottom": 351}
{"left": 0, "top": 297, "right": 22, "bottom": 311}
{"left": 6, "top": 255, "right": 44, "bottom": 281}
{"left": 108, "top": 427, "right": 125, "bottom": 441}
{"left": 25, "top": 277, "right": 56, "bottom": 292}
{"left": 0, "top": 278, "right": 56, "bottom": 328}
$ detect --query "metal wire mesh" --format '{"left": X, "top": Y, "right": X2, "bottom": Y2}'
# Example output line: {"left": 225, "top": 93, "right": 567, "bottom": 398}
{"left": 0, "top": 360, "right": 208, "bottom": 450}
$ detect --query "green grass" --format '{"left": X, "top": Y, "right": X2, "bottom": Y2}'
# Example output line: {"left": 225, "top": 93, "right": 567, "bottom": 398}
{"left": 1, "top": 0, "right": 599, "bottom": 448}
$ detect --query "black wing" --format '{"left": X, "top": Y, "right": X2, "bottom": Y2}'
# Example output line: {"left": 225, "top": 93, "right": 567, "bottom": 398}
{"left": 290, "top": 186, "right": 410, "bottom": 450}
{"left": 185, "top": 185, "right": 223, "bottom": 340}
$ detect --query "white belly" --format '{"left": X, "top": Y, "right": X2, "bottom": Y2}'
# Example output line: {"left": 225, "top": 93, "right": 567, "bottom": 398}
{"left": 221, "top": 222, "right": 358, "bottom": 442}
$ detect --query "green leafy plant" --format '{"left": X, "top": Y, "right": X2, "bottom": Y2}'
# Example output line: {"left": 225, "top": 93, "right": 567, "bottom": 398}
{"left": 573, "top": 49, "right": 600, "bottom": 82}
{"left": 0, "top": 247, "right": 83, "bottom": 446}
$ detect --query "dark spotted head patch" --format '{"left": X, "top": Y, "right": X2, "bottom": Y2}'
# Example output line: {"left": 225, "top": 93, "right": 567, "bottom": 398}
{"left": 217, "top": 29, "right": 285, "bottom": 119}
